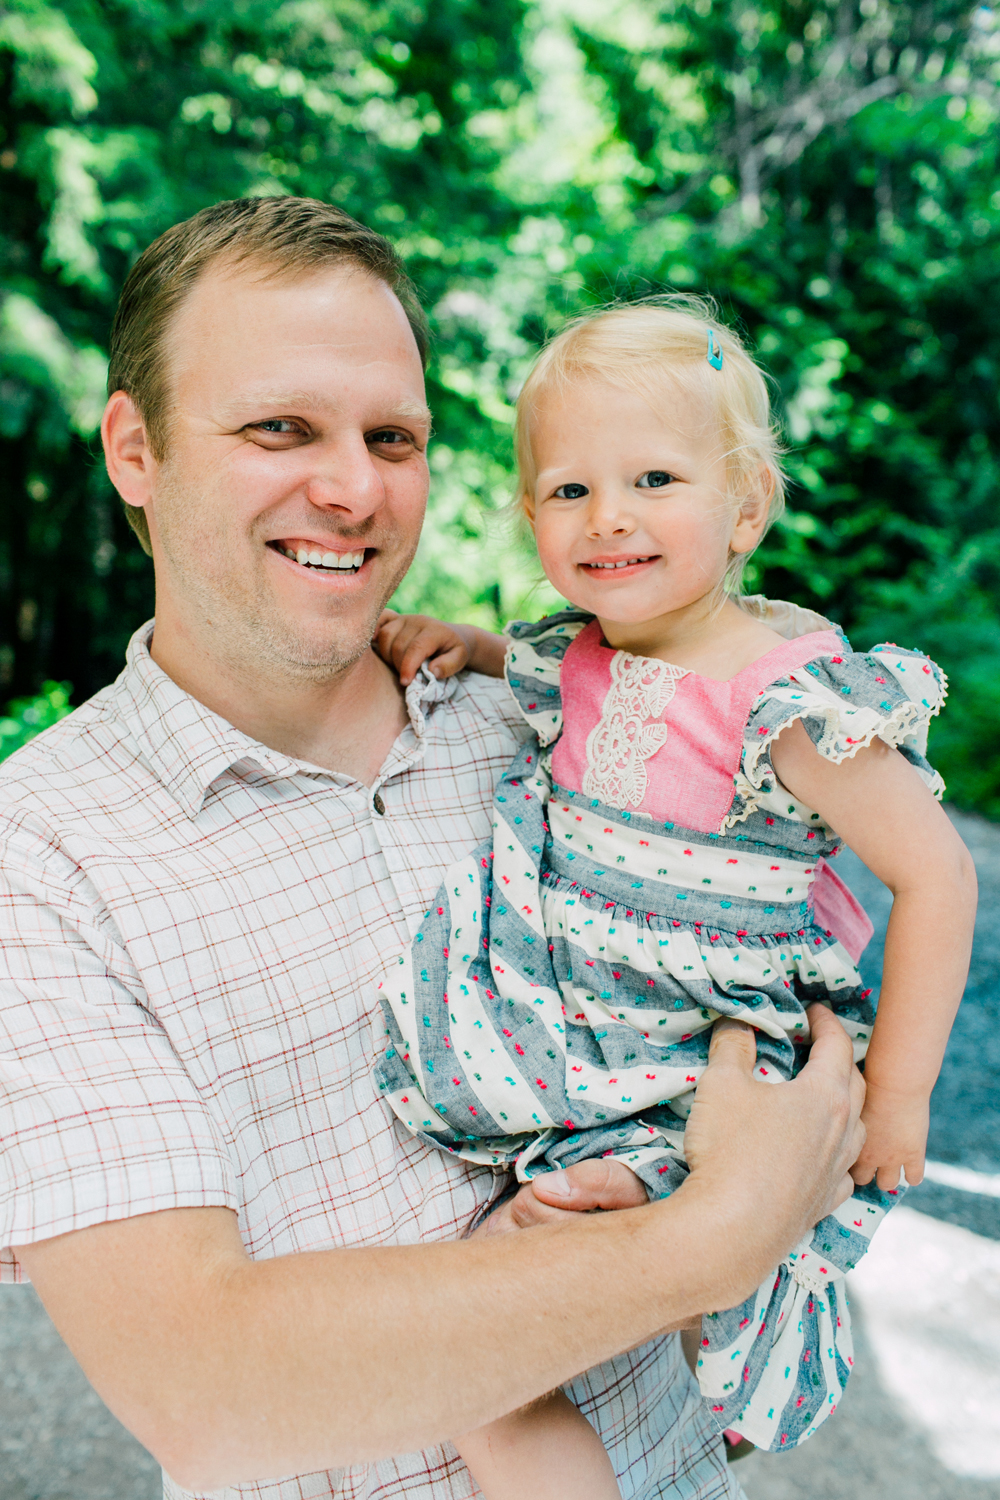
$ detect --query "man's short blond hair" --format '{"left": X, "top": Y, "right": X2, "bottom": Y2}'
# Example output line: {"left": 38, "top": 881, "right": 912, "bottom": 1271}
{"left": 108, "top": 196, "right": 430, "bottom": 555}
{"left": 514, "top": 295, "right": 786, "bottom": 592}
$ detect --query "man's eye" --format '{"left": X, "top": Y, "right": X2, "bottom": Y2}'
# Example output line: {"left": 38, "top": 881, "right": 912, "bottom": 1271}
{"left": 368, "top": 429, "right": 408, "bottom": 445}
{"left": 252, "top": 419, "right": 302, "bottom": 435}
{"left": 636, "top": 471, "right": 676, "bottom": 489}
{"left": 553, "top": 483, "right": 589, "bottom": 500}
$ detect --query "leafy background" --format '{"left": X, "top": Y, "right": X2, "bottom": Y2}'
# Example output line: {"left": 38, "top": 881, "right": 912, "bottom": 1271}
{"left": 2, "top": 0, "right": 999, "bottom": 810}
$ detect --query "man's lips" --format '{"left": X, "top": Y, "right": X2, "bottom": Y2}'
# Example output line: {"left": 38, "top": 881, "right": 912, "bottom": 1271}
{"left": 578, "top": 554, "right": 659, "bottom": 573}
{"left": 268, "top": 539, "right": 371, "bottom": 575}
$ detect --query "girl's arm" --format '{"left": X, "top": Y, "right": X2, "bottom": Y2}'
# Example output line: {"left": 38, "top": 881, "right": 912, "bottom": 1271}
{"left": 770, "top": 722, "right": 976, "bottom": 1192}
{"left": 375, "top": 611, "right": 508, "bottom": 686}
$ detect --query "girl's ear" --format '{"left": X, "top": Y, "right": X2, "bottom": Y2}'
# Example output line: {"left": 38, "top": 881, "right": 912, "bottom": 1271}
{"left": 729, "top": 471, "right": 774, "bottom": 556}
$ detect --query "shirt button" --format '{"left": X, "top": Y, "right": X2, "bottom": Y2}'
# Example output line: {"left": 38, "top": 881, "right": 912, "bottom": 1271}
{"left": 373, "top": 791, "right": 386, "bottom": 816}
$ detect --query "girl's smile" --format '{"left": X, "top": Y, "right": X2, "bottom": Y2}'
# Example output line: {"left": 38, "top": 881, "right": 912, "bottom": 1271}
{"left": 578, "top": 553, "right": 659, "bottom": 574}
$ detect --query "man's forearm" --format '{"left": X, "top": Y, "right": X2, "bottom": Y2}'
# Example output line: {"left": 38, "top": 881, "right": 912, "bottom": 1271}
{"left": 20, "top": 1011, "right": 866, "bottom": 1491}
{"left": 22, "top": 1186, "right": 741, "bottom": 1491}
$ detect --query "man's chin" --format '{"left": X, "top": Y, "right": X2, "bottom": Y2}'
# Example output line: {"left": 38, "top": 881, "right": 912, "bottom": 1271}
{"left": 245, "top": 593, "right": 394, "bottom": 679}
{"left": 261, "top": 623, "right": 379, "bottom": 680}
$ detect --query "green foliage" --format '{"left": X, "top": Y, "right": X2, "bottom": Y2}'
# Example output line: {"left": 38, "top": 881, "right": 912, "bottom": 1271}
{"left": 0, "top": 679, "right": 72, "bottom": 760}
{"left": 2, "top": 0, "right": 999, "bottom": 810}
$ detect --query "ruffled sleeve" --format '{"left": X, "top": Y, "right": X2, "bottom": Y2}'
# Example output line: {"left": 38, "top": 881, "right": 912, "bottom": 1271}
{"left": 730, "top": 643, "right": 947, "bottom": 823}
{"left": 504, "top": 610, "right": 592, "bottom": 745}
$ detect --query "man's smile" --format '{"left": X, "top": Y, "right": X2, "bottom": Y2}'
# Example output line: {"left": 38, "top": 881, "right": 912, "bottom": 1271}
{"left": 268, "top": 539, "right": 373, "bottom": 576}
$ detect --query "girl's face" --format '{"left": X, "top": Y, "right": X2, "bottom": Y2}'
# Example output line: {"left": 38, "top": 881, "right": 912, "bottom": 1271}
{"left": 527, "top": 377, "right": 759, "bottom": 629}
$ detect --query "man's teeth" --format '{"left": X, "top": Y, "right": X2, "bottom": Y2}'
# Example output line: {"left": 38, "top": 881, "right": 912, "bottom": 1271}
{"left": 588, "top": 557, "right": 652, "bottom": 569}
{"left": 278, "top": 546, "right": 366, "bottom": 571}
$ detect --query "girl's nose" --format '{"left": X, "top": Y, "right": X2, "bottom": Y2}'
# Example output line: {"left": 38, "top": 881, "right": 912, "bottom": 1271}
{"left": 585, "top": 491, "right": 636, "bottom": 539}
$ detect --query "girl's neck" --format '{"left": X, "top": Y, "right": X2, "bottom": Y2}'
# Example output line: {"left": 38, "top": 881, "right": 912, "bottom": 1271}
{"left": 598, "top": 593, "right": 788, "bottom": 682}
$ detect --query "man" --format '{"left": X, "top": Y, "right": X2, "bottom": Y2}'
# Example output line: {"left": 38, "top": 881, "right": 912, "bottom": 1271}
{"left": 0, "top": 197, "right": 864, "bottom": 1500}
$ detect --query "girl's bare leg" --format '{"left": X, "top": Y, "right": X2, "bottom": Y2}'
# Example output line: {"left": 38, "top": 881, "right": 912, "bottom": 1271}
{"left": 455, "top": 1388, "right": 621, "bottom": 1499}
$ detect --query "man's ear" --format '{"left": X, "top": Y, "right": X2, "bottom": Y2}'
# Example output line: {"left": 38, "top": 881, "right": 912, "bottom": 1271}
{"left": 102, "top": 392, "right": 157, "bottom": 511}
{"left": 730, "top": 472, "right": 774, "bottom": 556}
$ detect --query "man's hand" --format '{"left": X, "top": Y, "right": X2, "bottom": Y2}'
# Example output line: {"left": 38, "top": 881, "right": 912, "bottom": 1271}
{"left": 478, "top": 1009, "right": 867, "bottom": 1300}
{"left": 680, "top": 1006, "right": 867, "bottom": 1303}
{"left": 472, "top": 1159, "right": 648, "bottom": 1238}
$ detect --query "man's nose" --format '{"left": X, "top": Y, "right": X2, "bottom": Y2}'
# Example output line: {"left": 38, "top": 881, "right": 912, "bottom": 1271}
{"left": 303, "top": 434, "right": 385, "bottom": 520}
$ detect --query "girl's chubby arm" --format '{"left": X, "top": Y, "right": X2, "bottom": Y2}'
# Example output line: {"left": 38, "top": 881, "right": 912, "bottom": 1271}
{"left": 375, "top": 610, "right": 508, "bottom": 687}
{"left": 770, "top": 722, "right": 977, "bottom": 1192}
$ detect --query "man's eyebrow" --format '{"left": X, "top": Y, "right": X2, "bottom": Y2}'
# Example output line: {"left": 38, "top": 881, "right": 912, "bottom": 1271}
{"left": 386, "top": 397, "right": 433, "bottom": 423}
{"left": 218, "top": 390, "right": 432, "bottom": 426}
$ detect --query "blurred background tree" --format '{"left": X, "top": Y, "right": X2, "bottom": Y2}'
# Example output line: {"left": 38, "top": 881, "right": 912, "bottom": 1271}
{"left": 2, "top": 0, "right": 998, "bottom": 808}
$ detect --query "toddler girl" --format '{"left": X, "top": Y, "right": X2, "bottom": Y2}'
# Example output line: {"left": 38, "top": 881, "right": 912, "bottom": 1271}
{"left": 374, "top": 298, "right": 975, "bottom": 1498}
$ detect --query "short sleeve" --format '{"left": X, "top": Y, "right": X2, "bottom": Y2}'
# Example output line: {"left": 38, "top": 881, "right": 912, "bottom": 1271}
{"left": 736, "top": 643, "right": 947, "bottom": 815}
{"left": 0, "top": 813, "right": 237, "bottom": 1279}
{"left": 504, "top": 610, "right": 593, "bottom": 745}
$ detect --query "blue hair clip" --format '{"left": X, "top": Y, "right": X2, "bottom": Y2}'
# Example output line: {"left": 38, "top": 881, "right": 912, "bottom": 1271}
{"left": 707, "top": 329, "right": 724, "bottom": 370}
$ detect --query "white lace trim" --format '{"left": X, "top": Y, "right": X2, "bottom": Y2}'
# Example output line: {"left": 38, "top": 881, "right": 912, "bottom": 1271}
{"left": 721, "top": 694, "right": 947, "bottom": 831}
{"left": 783, "top": 1249, "right": 847, "bottom": 1295}
{"left": 582, "top": 653, "right": 688, "bottom": 810}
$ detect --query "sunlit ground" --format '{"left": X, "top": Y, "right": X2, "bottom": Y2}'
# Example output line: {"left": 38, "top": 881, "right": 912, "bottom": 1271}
{"left": 740, "top": 1205, "right": 1000, "bottom": 1500}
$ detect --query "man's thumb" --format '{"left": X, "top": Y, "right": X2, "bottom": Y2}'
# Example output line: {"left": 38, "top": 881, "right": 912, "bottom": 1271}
{"left": 706, "top": 1016, "right": 757, "bottom": 1071}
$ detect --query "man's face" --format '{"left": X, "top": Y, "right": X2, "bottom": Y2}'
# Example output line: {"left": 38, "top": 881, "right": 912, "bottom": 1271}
{"left": 145, "top": 261, "right": 431, "bottom": 679}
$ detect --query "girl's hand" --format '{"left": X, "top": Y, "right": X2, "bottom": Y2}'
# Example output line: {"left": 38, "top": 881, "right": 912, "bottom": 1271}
{"left": 375, "top": 611, "right": 472, "bottom": 686}
{"left": 375, "top": 611, "right": 508, "bottom": 686}
{"left": 851, "top": 1081, "right": 929, "bottom": 1192}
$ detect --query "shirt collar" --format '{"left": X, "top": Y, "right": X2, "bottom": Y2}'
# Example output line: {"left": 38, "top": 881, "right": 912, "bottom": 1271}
{"left": 111, "top": 621, "right": 458, "bottom": 819}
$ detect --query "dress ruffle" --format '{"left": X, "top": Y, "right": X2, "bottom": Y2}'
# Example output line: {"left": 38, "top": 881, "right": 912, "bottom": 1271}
{"left": 505, "top": 610, "right": 591, "bottom": 745}
{"left": 696, "top": 1179, "right": 901, "bottom": 1449}
{"left": 727, "top": 643, "right": 946, "bottom": 828}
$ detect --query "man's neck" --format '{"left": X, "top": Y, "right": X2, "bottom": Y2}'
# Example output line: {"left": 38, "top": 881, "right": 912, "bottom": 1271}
{"left": 149, "top": 623, "right": 409, "bottom": 787}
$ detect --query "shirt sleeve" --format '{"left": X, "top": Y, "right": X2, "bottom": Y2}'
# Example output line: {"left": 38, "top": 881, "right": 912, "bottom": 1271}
{"left": 0, "top": 809, "right": 237, "bottom": 1280}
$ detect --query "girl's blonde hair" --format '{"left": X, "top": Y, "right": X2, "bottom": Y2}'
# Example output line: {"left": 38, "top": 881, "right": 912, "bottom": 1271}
{"left": 514, "top": 294, "right": 786, "bottom": 594}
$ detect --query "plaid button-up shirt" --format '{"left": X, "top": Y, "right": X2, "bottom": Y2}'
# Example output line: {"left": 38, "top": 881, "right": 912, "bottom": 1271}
{"left": 0, "top": 625, "right": 741, "bottom": 1500}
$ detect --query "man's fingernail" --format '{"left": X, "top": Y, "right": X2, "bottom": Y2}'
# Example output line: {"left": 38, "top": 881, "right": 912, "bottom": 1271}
{"left": 544, "top": 1170, "right": 570, "bottom": 1198}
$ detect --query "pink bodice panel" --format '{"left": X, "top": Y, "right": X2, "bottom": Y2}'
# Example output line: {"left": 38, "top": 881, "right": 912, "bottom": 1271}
{"left": 550, "top": 619, "right": 844, "bottom": 834}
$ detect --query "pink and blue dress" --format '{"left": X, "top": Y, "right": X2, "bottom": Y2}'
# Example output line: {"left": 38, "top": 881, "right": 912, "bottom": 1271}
{"left": 376, "top": 599, "right": 946, "bottom": 1453}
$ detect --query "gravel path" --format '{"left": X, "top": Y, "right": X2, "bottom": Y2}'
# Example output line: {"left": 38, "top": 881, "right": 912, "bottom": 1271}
{"left": 1, "top": 809, "right": 997, "bottom": 1499}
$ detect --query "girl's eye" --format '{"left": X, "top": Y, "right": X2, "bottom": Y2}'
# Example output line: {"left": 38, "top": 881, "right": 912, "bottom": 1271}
{"left": 553, "top": 483, "right": 589, "bottom": 500}
{"left": 636, "top": 470, "right": 676, "bottom": 489}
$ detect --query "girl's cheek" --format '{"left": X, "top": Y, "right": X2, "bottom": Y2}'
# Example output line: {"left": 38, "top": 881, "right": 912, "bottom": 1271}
{"left": 531, "top": 518, "right": 564, "bottom": 574}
